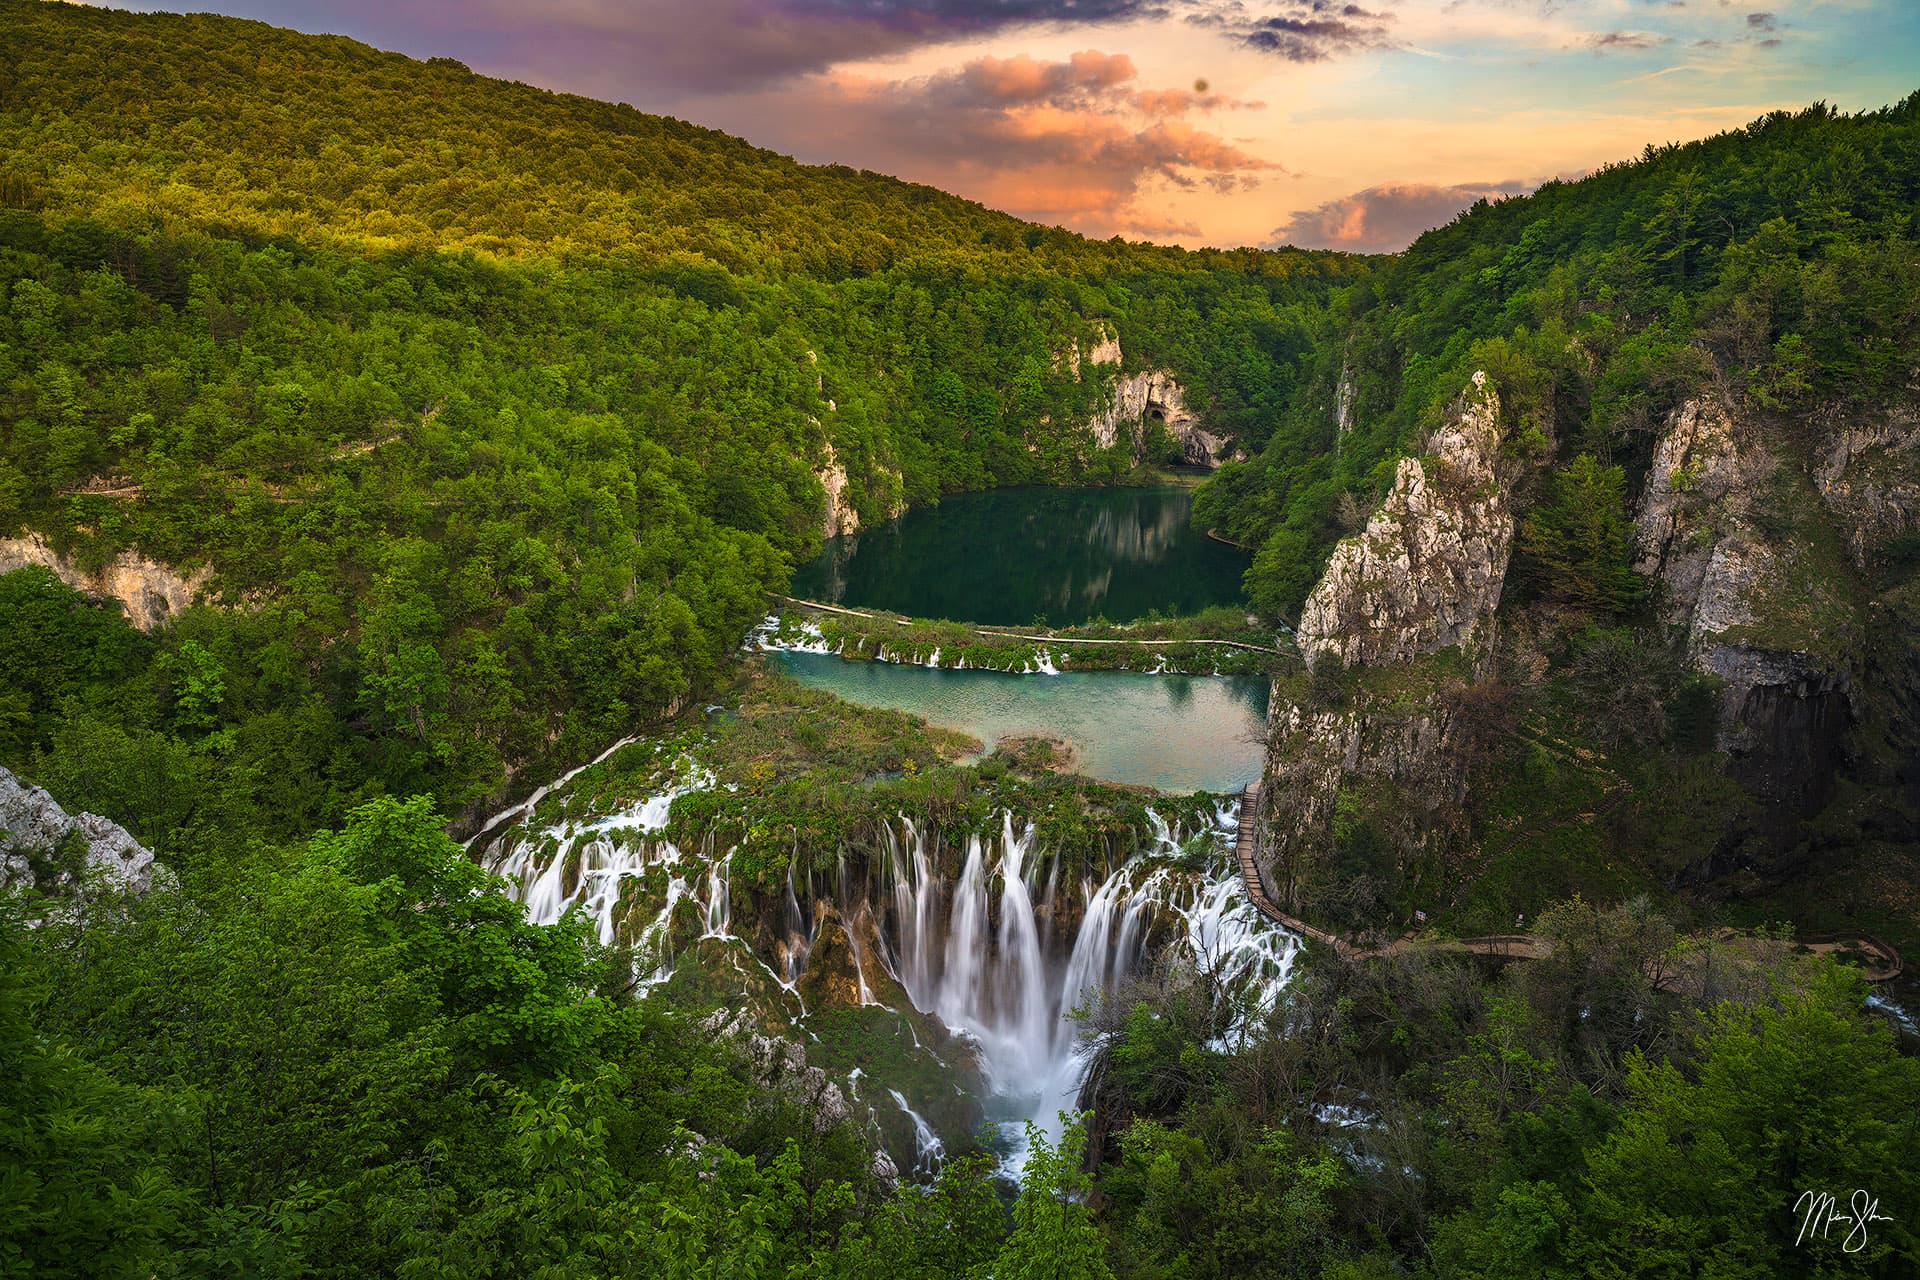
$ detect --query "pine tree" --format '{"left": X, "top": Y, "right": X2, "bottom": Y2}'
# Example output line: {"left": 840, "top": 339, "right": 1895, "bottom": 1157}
{"left": 1519, "top": 455, "right": 1645, "bottom": 614}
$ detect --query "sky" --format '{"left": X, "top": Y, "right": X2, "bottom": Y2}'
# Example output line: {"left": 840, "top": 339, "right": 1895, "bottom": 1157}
{"left": 106, "top": 1, "right": 1920, "bottom": 252}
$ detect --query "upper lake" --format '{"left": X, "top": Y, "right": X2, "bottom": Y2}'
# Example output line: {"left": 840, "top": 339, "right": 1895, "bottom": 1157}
{"left": 789, "top": 485, "right": 1249, "bottom": 626}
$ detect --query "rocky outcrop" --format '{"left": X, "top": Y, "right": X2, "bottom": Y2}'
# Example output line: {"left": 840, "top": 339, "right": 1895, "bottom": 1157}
{"left": 1257, "top": 374, "right": 1509, "bottom": 930}
{"left": 1813, "top": 400, "right": 1920, "bottom": 568}
{"left": 699, "top": 1007, "right": 853, "bottom": 1135}
{"left": 1633, "top": 392, "right": 1862, "bottom": 810}
{"left": 1259, "top": 679, "right": 1468, "bottom": 918}
{"left": 817, "top": 443, "right": 861, "bottom": 539}
{"left": 1634, "top": 394, "right": 1747, "bottom": 613}
{"left": 0, "top": 532, "right": 208, "bottom": 630}
{"left": 1055, "top": 322, "right": 1124, "bottom": 381}
{"left": 1089, "top": 369, "right": 1234, "bottom": 466}
{"left": 1334, "top": 364, "right": 1356, "bottom": 437}
{"left": 1296, "top": 373, "right": 1511, "bottom": 670}
{"left": 0, "top": 766, "right": 162, "bottom": 896}
{"left": 814, "top": 443, "right": 903, "bottom": 541}
{"left": 1068, "top": 327, "right": 1237, "bottom": 467}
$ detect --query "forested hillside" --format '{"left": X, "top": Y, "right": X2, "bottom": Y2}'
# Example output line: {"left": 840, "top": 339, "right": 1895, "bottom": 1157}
{"left": 1197, "top": 95, "right": 1920, "bottom": 614}
{"left": 1210, "top": 92, "right": 1920, "bottom": 1042}
{"left": 0, "top": 0, "right": 1358, "bottom": 833}
{"left": 4, "top": 6, "right": 1918, "bottom": 1278}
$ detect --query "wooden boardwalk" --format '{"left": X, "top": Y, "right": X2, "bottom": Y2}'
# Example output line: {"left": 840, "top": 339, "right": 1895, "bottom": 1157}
{"left": 1233, "top": 784, "right": 1342, "bottom": 950}
{"left": 1228, "top": 783, "right": 1900, "bottom": 981}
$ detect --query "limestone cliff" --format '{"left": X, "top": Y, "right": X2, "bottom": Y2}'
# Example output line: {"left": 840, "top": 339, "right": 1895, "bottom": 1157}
{"left": 0, "top": 765, "right": 163, "bottom": 897}
{"left": 1054, "top": 322, "right": 1124, "bottom": 380}
{"left": 1073, "top": 325, "right": 1237, "bottom": 467}
{"left": 699, "top": 1007, "right": 854, "bottom": 1135}
{"left": 0, "top": 532, "right": 208, "bottom": 630}
{"left": 813, "top": 441, "right": 903, "bottom": 541}
{"left": 696, "top": 1005, "right": 900, "bottom": 1187}
{"left": 1633, "top": 392, "right": 1873, "bottom": 811}
{"left": 1333, "top": 362, "right": 1356, "bottom": 438}
{"left": 816, "top": 442, "right": 861, "bottom": 539}
{"left": 1296, "top": 373, "right": 1511, "bottom": 670}
{"left": 1259, "top": 373, "right": 1507, "bottom": 930}
{"left": 1259, "top": 662, "right": 1471, "bottom": 921}
{"left": 1813, "top": 399, "right": 1920, "bottom": 569}
{"left": 1259, "top": 370, "right": 1919, "bottom": 935}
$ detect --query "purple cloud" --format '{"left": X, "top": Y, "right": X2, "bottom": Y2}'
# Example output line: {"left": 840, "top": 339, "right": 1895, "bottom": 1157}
{"left": 176, "top": 0, "right": 1173, "bottom": 97}
{"left": 1192, "top": 1, "right": 1395, "bottom": 62}
{"left": 1270, "top": 179, "right": 1534, "bottom": 254}
{"left": 706, "top": 51, "right": 1276, "bottom": 238}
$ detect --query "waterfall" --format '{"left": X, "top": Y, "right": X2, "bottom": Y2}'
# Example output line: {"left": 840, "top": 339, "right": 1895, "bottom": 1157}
{"left": 484, "top": 766, "right": 1299, "bottom": 1180}
{"left": 889, "top": 1090, "right": 946, "bottom": 1175}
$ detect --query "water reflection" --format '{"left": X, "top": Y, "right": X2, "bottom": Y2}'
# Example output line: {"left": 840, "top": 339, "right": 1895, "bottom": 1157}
{"left": 791, "top": 486, "right": 1248, "bottom": 626}
{"left": 769, "top": 650, "right": 1269, "bottom": 793}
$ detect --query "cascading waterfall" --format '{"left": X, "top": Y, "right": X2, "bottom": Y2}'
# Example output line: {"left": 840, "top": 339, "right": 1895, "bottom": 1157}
{"left": 484, "top": 767, "right": 1298, "bottom": 1179}
{"left": 890, "top": 1090, "right": 947, "bottom": 1175}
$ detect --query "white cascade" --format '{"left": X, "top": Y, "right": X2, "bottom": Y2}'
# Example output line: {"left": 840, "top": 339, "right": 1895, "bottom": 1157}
{"left": 486, "top": 766, "right": 1299, "bottom": 1180}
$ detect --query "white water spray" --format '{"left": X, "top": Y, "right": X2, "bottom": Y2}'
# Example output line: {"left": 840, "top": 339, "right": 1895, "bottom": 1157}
{"left": 487, "top": 768, "right": 1298, "bottom": 1179}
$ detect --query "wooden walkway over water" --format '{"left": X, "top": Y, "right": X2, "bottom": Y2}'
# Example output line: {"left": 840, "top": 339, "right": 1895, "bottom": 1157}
{"left": 1230, "top": 784, "right": 1901, "bottom": 981}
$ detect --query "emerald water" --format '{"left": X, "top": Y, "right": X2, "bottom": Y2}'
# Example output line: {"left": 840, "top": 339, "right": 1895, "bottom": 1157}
{"left": 768, "top": 650, "right": 1268, "bottom": 793}
{"left": 790, "top": 485, "right": 1248, "bottom": 626}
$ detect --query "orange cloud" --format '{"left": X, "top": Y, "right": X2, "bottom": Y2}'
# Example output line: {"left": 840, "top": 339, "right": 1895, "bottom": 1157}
{"left": 710, "top": 51, "right": 1278, "bottom": 238}
{"left": 1271, "top": 179, "right": 1535, "bottom": 253}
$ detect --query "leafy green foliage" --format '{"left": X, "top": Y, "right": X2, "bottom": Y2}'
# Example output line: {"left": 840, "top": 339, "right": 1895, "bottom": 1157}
{"left": 1518, "top": 456, "right": 1644, "bottom": 614}
{"left": 0, "top": 0, "right": 1359, "bottom": 830}
{"left": 1204, "top": 97, "right": 1920, "bottom": 618}
{"left": 996, "top": 1119, "right": 1112, "bottom": 1280}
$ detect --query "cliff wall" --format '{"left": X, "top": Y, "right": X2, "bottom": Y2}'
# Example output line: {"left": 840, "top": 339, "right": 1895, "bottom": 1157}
{"left": 1296, "top": 373, "right": 1511, "bottom": 670}
{"left": 0, "top": 765, "right": 162, "bottom": 897}
{"left": 1258, "top": 364, "right": 1920, "bottom": 934}
{"left": 0, "top": 532, "right": 208, "bottom": 630}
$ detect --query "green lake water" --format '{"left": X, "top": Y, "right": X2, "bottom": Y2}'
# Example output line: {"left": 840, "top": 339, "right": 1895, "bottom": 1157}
{"left": 768, "top": 650, "right": 1269, "bottom": 793}
{"left": 789, "top": 485, "right": 1248, "bottom": 626}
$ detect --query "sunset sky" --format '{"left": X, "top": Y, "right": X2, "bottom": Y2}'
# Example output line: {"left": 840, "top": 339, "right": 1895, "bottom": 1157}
{"left": 109, "top": 1, "right": 1920, "bottom": 251}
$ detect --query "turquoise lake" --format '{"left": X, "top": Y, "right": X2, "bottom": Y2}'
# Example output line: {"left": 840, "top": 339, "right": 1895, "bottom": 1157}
{"left": 789, "top": 485, "right": 1248, "bottom": 626}
{"left": 768, "top": 650, "right": 1269, "bottom": 794}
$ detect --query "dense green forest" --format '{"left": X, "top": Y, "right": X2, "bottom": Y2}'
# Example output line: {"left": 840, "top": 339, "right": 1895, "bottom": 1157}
{"left": 7, "top": 590, "right": 1916, "bottom": 1278}
{"left": 0, "top": 0, "right": 1358, "bottom": 830}
{"left": 1191, "top": 92, "right": 1920, "bottom": 967}
{"left": 1196, "top": 94, "right": 1920, "bottom": 615}
{"left": 3, "top": 3, "right": 1918, "bottom": 1277}
{"left": 7, "top": 531, "right": 1917, "bottom": 1280}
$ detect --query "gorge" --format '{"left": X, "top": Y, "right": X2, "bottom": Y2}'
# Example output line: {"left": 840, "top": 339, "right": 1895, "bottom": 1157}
{"left": 3, "top": 7, "right": 1916, "bottom": 1277}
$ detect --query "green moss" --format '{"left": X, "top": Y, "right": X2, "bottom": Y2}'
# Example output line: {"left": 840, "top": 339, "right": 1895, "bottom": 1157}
{"left": 778, "top": 607, "right": 1292, "bottom": 678}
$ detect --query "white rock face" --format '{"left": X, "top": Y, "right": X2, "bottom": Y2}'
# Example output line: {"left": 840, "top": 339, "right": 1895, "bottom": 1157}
{"left": 700, "top": 1007, "right": 853, "bottom": 1135}
{"left": 1085, "top": 323, "right": 1123, "bottom": 371}
{"left": 1632, "top": 392, "right": 1860, "bottom": 802}
{"left": 0, "top": 532, "right": 209, "bottom": 630}
{"left": 1814, "top": 401, "right": 1920, "bottom": 567}
{"left": 814, "top": 443, "right": 904, "bottom": 540}
{"left": 816, "top": 443, "right": 861, "bottom": 539}
{"left": 1062, "top": 326, "right": 1236, "bottom": 466}
{"left": 1634, "top": 394, "right": 1757, "bottom": 633}
{"left": 1295, "top": 373, "right": 1511, "bottom": 670}
{"left": 1333, "top": 364, "right": 1356, "bottom": 437}
{"left": 1056, "top": 321, "right": 1124, "bottom": 381}
{"left": 0, "top": 766, "right": 161, "bottom": 896}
